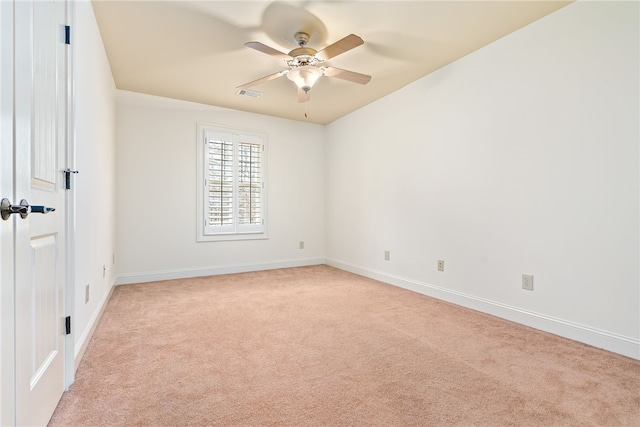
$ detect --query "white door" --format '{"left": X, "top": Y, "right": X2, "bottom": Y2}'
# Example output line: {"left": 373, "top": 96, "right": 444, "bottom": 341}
{"left": 11, "top": 0, "right": 68, "bottom": 425}
{"left": 0, "top": 0, "right": 18, "bottom": 425}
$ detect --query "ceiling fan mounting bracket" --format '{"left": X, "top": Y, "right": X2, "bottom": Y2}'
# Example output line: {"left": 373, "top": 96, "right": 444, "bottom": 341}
{"left": 294, "top": 31, "right": 310, "bottom": 47}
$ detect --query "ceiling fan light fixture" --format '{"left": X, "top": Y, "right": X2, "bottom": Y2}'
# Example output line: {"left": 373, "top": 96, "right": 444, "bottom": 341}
{"left": 286, "top": 66, "right": 323, "bottom": 92}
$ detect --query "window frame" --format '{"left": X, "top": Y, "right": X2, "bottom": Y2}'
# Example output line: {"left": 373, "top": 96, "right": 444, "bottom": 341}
{"left": 196, "top": 123, "right": 268, "bottom": 242}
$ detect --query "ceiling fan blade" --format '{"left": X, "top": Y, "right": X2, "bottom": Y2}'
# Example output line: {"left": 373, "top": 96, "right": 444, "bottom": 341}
{"left": 298, "top": 87, "right": 310, "bottom": 103}
{"left": 323, "top": 67, "right": 371, "bottom": 85}
{"left": 245, "top": 41, "right": 291, "bottom": 60}
{"left": 237, "top": 70, "right": 287, "bottom": 90}
{"left": 315, "top": 34, "right": 364, "bottom": 61}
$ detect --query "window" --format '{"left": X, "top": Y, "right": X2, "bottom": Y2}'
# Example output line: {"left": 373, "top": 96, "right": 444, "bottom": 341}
{"left": 197, "top": 124, "right": 267, "bottom": 241}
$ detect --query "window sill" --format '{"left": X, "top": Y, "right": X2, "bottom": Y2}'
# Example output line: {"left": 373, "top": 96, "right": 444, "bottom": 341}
{"left": 197, "top": 233, "right": 269, "bottom": 243}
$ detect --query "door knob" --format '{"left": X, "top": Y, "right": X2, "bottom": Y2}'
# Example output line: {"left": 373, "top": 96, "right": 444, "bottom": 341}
{"left": 1, "top": 198, "right": 55, "bottom": 221}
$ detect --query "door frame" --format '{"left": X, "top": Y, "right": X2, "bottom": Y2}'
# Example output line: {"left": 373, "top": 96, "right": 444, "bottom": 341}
{"left": 64, "top": 0, "right": 76, "bottom": 391}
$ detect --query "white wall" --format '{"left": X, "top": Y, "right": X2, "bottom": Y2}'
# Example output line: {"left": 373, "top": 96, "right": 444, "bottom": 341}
{"left": 325, "top": 1, "right": 639, "bottom": 358}
{"left": 115, "top": 91, "right": 325, "bottom": 283}
{"left": 72, "top": 0, "right": 117, "bottom": 365}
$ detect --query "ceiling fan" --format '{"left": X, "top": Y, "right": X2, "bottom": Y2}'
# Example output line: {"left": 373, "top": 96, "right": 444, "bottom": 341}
{"left": 237, "top": 31, "right": 372, "bottom": 102}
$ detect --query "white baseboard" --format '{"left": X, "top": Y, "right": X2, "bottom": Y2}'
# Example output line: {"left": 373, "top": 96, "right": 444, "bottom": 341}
{"left": 326, "top": 258, "right": 640, "bottom": 360}
{"left": 74, "top": 281, "right": 115, "bottom": 371}
{"left": 115, "top": 257, "right": 326, "bottom": 286}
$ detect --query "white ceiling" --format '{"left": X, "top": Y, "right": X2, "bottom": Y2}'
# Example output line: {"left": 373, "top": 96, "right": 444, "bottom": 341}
{"left": 92, "top": 0, "right": 572, "bottom": 125}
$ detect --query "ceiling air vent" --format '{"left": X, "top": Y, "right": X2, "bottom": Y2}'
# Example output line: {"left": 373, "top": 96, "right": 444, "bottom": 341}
{"left": 236, "top": 88, "right": 262, "bottom": 98}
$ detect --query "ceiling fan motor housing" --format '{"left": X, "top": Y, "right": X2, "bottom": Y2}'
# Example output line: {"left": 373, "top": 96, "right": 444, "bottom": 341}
{"left": 288, "top": 47, "right": 317, "bottom": 58}
{"left": 287, "top": 53, "right": 321, "bottom": 67}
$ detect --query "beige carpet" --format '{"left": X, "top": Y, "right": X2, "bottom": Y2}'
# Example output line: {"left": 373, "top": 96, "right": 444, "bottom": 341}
{"left": 49, "top": 265, "right": 639, "bottom": 426}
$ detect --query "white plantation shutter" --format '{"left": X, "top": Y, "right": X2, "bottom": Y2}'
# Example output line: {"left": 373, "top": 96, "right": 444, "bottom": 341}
{"left": 202, "top": 127, "right": 266, "bottom": 237}
{"left": 237, "top": 142, "right": 262, "bottom": 227}
{"left": 207, "top": 135, "right": 234, "bottom": 231}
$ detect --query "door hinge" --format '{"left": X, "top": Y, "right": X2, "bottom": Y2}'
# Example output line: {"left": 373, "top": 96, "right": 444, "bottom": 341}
{"left": 64, "top": 169, "right": 79, "bottom": 190}
{"left": 65, "top": 316, "right": 71, "bottom": 335}
{"left": 65, "top": 25, "right": 71, "bottom": 45}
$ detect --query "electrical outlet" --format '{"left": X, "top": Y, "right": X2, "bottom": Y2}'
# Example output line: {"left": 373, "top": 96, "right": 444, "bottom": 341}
{"left": 384, "top": 250, "right": 390, "bottom": 261}
{"left": 437, "top": 259, "right": 445, "bottom": 272}
{"left": 522, "top": 274, "right": 534, "bottom": 291}
{"left": 85, "top": 284, "right": 90, "bottom": 304}
{"left": 299, "top": 241, "right": 304, "bottom": 250}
